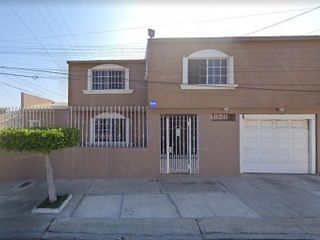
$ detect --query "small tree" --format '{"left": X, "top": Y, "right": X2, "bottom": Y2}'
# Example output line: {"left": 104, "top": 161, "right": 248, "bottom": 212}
{"left": 0, "top": 128, "right": 80, "bottom": 203}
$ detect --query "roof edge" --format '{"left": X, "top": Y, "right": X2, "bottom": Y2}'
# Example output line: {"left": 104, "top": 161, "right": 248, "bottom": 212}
{"left": 67, "top": 59, "right": 145, "bottom": 64}
{"left": 148, "top": 35, "right": 320, "bottom": 43}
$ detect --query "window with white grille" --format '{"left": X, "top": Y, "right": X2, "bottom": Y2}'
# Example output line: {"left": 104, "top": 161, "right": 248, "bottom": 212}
{"left": 182, "top": 49, "right": 235, "bottom": 88}
{"left": 94, "top": 117, "right": 127, "bottom": 143}
{"left": 89, "top": 111, "right": 131, "bottom": 146}
{"left": 86, "top": 64, "right": 130, "bottom": 92}
{"left": 29, "top": 120, "right": 41, "bottom": 127}
{"left": 92, "top": 70, "right": 125, "bottom": 90}
{"left": 188, "top": 58, "right": 228, "bottom": 85}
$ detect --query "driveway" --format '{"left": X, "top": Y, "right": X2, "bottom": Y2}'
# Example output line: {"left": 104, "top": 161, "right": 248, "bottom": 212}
{"left": 0, "top": 174, "right": 320, "bottom": 239}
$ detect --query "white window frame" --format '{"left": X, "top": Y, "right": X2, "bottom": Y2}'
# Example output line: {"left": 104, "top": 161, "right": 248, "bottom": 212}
{"left": 90, "top": 112, "right": 129, "bottom": 145}
{"left": 239, "top": 114, "right": 316, "bottom": 174}
{"left": 83, "top": 64, "right": 133, "bottom": 94}
{"left": 181, "top": 49, "right": 237, "bottom": 90}
{"left": 29, "top": 120, "right": 41, "bottom": 128}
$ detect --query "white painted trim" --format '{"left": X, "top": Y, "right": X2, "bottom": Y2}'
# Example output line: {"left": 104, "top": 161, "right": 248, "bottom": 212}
{"left": 32, "top": 194, "right": 72, "bottom": 214}
{"left": 182, "top": 49, "right": 235, "bottom": 86}
{"left": 91, "top": 64, "right": 125, "bottom": 70}
{"left": 240, "top": 114, "right": 316, "bottom": 174}
{"left": 180, "top": 84, "right": 238, "bottom": 90}
{"left": 182, "top": 57, "right": 188, "bottom": 84}
{"left": 228, "top": 56, "right": 234, "bottom": 84}
{"left": 90, "top": 113, "right": 130, "bottom": 145}
{"left": 82, "top": 89, "right": 134, "bottom": 94}
{"left": 243, "top": 114, "right": 315, "bottom": 120}
{"left": 29, "top": 120, "right": 41, "bottom": 127}
{"left": 239, "top": 115, "right": 244, "bottom": 174}
{"left": 188, "top": 49, "right": 229, "bottom": 58}
{"left": 86, "top": 64, "right": 130, "bottom": 91}
{"left": 87, "top": 69, "right": 92, "bottom": 90}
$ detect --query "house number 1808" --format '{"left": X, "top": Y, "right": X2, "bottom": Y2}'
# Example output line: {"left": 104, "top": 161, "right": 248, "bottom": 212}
{"left": 211, "top": 113, "right": 236, "bottom": 121}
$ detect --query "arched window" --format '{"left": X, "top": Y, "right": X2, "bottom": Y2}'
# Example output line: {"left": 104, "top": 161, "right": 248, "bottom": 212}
{"left": 84, "top": 64, "right": 133, "bottom": 94}
{"left": 90, "top": 112, "right": 129, "bottom": 145}
{"left": 182, "top": 49, "right": 236, "bottom": 89}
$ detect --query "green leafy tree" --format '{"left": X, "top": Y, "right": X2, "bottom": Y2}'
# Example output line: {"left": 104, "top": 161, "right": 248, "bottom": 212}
{"left": 0, "top": 128, "right": 80, "bottom": 203}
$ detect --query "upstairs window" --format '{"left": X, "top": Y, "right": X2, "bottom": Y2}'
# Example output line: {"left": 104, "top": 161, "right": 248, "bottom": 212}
{"left": 92, "top": 69, "right": 125, "bottom": 90}
{"left": 188, "top": 58, "right": 228, "bottom": 85}
{"left": 182, "top": 49, "right": 236, "bottom": 89}
{"left": 85, "top": 64, "right": 133, "bottom": 94}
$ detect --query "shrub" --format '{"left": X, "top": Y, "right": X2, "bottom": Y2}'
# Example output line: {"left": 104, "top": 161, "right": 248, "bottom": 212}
{"left": 0, "top": 127, "right": 80, "bottom": 203}
{"left": 0, "top": 127, "right": 80, "bottom": 153}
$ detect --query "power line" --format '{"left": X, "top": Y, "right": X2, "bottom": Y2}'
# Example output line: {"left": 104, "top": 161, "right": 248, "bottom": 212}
{"left": 5, "top": 0, "right": 62, "bottom": 69}
{"left": 0, "top": 83, "right": 19, "bottom": 102}
{"left": 32, "top": 0, "right": 73, "bottom": 60}
{"left": 0, "top": 72, "right": 39, "bottom": 79}
{"left": 245, "top": 6, "right": 320, "bottom": 35}
{"left": 306, "top": 27, "right": 320, "bottom": 34}
{"left": 51, "top": 0, "right": 85, "bottom": 58}
{"left": 42, "top": 0, "right": 81, "bottom": 58}
{"left": 0, "top": 72, "right": 66, "bottom": 98}
{"left": 0, "top": 7, "right": 313, "bottom": 43}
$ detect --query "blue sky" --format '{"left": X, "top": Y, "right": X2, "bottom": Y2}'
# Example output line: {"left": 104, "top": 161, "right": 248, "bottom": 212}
{"left": 0, "top": 0, "right": 319, "bottom": 106}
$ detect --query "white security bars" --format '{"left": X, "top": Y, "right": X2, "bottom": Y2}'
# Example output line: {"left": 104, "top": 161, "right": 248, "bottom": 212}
{"left": 68, "top": 106, "right": 148, "bottom": 148}
{"left": 0, "top": 106, "right": 147, "bottom": 149}
{"left": 0, "top": 106, "right": 55, "bottom": 128}
{"left": 160, "top": 115, "right": 199, "bottom": 174}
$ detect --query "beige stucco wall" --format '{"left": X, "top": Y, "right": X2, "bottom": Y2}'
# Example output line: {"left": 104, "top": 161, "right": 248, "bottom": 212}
{"left": 0, "top": 109, "right": 318, "bottom": 180}
{"left": 147, "top": 37, "right": 320, "bottom": 111}
{"left": 21, "top": 92, "right": 55, "bottom": 108}
{"left": 68, "top": 60, "right": 147, "bottom": 107}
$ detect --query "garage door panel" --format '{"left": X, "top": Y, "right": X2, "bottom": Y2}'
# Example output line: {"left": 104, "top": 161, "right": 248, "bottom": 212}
{"left": 276, "top": 142, "right": 290, "bottom": 150}
{"left": 276, "top": 120, "right": 289, "bottom": 127}
{"left": 242, "top": 118, "right": 309, "bottom": 174}
{"left": 245, "top": 120, "right": 258, "bottom": 127}
{"left": 261, "top": 130, "right": 273, "bottom": 138}
{"left": 243, "top": 161, "right": 308, "bottom": 173}
{"left": 292, "top": 131, "right": 307, "bottom": 138}
{"left": 260, "top": 141, "right": 273, "bottom": 149}
{"left": 260, "top": 120, "right": 273, "bottom": 127}
{"left": 292, "top": 120, "right": 308, "bottom": 128}
{"left": 291, "top": 142, "right": 308, "bottom": 150}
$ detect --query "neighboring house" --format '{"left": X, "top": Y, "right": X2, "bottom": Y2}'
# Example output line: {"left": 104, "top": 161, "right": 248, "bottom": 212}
{"left": 1, "top": 36, "right": 320, "bottom": 179}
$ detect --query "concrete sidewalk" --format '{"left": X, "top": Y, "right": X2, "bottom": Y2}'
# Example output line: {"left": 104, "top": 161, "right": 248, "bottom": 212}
{"left": 0, "top": 174, "right": 320, "bottom": 239}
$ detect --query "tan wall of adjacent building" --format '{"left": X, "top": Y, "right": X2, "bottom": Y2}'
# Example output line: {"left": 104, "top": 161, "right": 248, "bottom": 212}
{"left": 21, "top": 92, "right": 55, "bottom": 108}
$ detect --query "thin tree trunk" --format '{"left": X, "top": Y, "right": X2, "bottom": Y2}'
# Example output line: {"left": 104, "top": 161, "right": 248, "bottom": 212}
{"left": 44, "top": 153, "right": 57, "bottom": 203}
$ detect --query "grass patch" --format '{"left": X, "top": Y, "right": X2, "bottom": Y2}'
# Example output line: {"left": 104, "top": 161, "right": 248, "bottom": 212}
{"left": 36, "top": 194, "right": 69, "bottom": 209}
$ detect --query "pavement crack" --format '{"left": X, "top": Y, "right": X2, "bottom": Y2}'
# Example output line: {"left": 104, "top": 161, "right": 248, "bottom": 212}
{"left": 166, "top": 193, "right": 182, "bottom": 218}
{"left": 118, "top": 194, "right": 124, "bottom": 219}
{"left": 39, "top": 217, "right": 55, "bottom": 239}
{"left": 157, "top": 179, "right": 164, "bottom": 193}
{"left": 70, "top": 193, "right": 86, "bottom": 217}
{"left": 195, "top": 218, "right": 205, "bottom": 240}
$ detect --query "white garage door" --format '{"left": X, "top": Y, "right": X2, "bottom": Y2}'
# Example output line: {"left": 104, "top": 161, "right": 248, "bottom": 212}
{"left": 241, "top": 118, "right": 309, "bottom": 173}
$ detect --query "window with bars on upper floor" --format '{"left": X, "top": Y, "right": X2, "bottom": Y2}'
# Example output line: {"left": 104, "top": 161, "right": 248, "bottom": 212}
{"left": 84, "top": 64, "right": 133, "bottom": 94}
{"left": 182, "top": 49, "right": 236, "bottom": 89}
{"left": 91, "top": 69, "right": 126, "bottom": 90}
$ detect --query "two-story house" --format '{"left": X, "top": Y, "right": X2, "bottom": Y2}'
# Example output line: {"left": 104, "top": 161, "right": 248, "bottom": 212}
{"left": 66, "top": 35, "right": 320, "bottom": 177}
{"left": 1, "top": 35, "right": 320, "bottom": 179}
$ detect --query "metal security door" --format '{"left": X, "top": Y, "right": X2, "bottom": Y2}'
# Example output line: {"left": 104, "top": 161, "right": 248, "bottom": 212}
{"left": 160, "top": 115, "right": 198, "bottom": 174}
